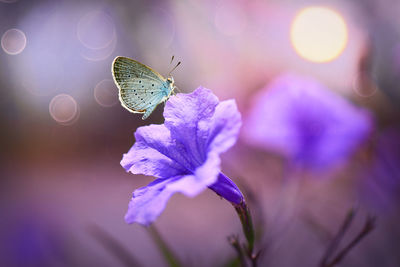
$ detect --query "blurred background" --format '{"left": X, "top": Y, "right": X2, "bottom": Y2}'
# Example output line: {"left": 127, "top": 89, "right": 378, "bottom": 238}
{"left": 1, "top": 0, "right": 399, "bottom": 266}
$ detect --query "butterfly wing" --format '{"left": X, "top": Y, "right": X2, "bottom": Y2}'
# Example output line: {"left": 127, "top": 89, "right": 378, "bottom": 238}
{"left": 119, "top": 79, "right": 167, "bottom": 118}
{"left": 112, "top": 57, "right": 171, "bottom": 118}
{"left": 112, "top": 56, "right": 165, "bottom": 84}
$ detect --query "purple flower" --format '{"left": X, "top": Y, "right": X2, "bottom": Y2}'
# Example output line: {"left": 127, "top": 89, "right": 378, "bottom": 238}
{"left": 243, "top": 74, "right": 373, "bottom": 170}
{"left": 121, "top": 87, "right": 243, "bottom": 225}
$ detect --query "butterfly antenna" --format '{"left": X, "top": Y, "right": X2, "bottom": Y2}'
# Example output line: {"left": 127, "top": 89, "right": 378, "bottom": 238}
{"left": 170, "top": 55, "right": 174, "bottom": 64}
{"left": 168, "top": 61, "right": 181, "bottom": 76}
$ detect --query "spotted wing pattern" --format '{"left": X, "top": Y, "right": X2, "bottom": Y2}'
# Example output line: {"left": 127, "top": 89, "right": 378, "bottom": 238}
{"left": 112, "top": 57, "right": 172, "bottom": 119}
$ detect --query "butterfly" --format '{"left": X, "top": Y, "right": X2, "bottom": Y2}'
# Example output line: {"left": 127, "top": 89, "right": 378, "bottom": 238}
{"left": 112, "top": 56, "right": 179, "bottom": 120}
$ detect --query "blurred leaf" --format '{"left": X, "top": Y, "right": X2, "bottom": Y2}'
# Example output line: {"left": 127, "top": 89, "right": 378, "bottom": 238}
{"left": 87, "top": 223, "right": 142, "bottom": 267}
{"left": 148, "top": 225, "right": 181, "bottom": 267}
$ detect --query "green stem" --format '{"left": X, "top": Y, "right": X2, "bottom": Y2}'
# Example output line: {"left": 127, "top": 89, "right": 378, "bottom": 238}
{"left": 87, "top": 224, "right": 143, "bottom": 267}
{"left": 326, "top": 216, "right": 376, "bottom": 267}
{"left": 320, "top": 207, "right": 356, "bottom": 267}
{"left": 148, "top": 225, "right": 181, "bottom": 267}
{"left": 228, "top": 235, "right": 247, "bottom": 267}
{"left": 233, "top": 201, "right": 255, "bottom": 256}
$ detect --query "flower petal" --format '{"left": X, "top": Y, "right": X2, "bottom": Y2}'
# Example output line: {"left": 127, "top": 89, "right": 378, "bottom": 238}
{"left": 208, "top": 173, "right": 244, "bottom": 205}
{"left": 166, "top": 174, "right": 208, "bottom": 197}
{"left": 121, "top": 124, "right": 189, "bottom": 178}
{"left": 125, "top": 174, "right": 212, "bottom": 225}
{"left": 244, "top": 74, "right": 373, "bottom": 169}
{"left": 125, "top": 178, "right": 177, "bottom": 225}
{"left": 194, "top": 151, "right": 221, "bottom": 186}
{"left": 202, "top": 99, "right": 242, "bottom": 154}
{"left": 164, "top": 87, "right": 219, "bottom": 166}
{"left": 167, "top": 151, "right": 223, "bottom": 197}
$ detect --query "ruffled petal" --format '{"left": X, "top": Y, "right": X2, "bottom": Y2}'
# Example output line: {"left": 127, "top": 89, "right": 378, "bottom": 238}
{"left": 121, "top": 124, "right": 189, "bottom": 178}
{"left": 125, "top": 178, "right": 177, "bottom": 225}
{"left": 165, "top": 174, "right": 208, "bottom": 197}
{"left": 167, "top": 152, "right": 222, "bottom": 197}
{"left": 194, "top": 151, "right": 221, "bottom": 186}
{"left": 164, "top": 87, "right": 219, "bottom": 166}
{"left": 202, "top": 99, "right": 242, "bottom": 154}
{"left": 125, "top": 174, "right": 213, "bottom": 225}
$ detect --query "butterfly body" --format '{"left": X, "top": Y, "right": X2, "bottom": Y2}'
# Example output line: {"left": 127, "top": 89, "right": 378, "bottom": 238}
{"left": 112, "top": 56, "right": 175, "bottom": 120}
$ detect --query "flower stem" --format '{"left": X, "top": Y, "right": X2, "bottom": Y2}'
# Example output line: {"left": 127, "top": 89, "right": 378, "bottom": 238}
{"left": 209, "top": 173, "right": 257, "bottom": 265}
{"left": 87, "top": 224, "right": 143, "bottom": 267}
{"left": 325, "top": 215, "right": 376, "bottom": 267}
{"left": 233, "top": 201, "right": 255, "bottom": 258}
{"left": 228, "top": 235, "right": 247, "bottom": 267}
{"left": 148, "top": 225, "right": 181, "bottom": 267}
{"left": 319, "top": 207, "right": 356, "bottom": 267}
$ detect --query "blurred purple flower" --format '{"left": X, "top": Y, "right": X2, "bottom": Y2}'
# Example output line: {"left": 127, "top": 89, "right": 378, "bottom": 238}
{"left": 243, "top": 74, "right": 373, "bottom": 170}
{"left": 121, "top": 87, "right": 243, "bottom": 225}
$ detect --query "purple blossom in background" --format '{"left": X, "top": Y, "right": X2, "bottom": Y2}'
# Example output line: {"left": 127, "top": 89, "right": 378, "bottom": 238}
{"left": 121, "top": 87, "right": 243, "bottom": 225}
{"left": 243, "top": 74, "right": 373, "bottom": 170}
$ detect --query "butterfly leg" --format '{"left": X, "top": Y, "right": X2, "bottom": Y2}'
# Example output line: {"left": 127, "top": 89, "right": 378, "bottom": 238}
{"left": 142, "top": 104, "right": 157, "bottom": 120}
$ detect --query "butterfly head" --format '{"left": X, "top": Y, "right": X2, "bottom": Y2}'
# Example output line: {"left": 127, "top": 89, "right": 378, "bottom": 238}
{"left": 166, "top": 77, "right": 178, "bottom": 95}
{"left": 167, "top": 76, "right": 174, "bottom": 85}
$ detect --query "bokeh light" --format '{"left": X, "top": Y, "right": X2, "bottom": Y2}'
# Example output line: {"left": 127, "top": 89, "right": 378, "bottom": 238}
{"left": 80, "top": 33, "right": 117, "bottom": 61}
{"left": 353, "top": 73, "right": 379, "bottom": 97}
{"left": 94, "top": 79, "right": 118, "bottom": 107}
{"left": 14, "top": 4, "right": 79, "bottom": 96}
{"left": 1, "top": 28, "right": 27, "bottom": 55}
{"left": 78, "top": 10, "right": 117, "bottom": 61}
{"left": 49, "top": 94, "right": 79, "bottom": 125}
{"left": 290, "top": 6, "right": 348, "bottom": 63}
{"left": 77, "top": 11, "right": 115, "bottom": 49}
